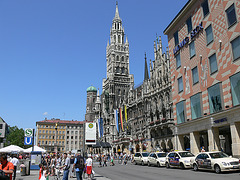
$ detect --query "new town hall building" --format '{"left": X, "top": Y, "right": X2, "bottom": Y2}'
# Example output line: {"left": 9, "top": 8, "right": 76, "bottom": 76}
{"left": 86, "top": 2, "right": 174, "bottom": 154}
{"left": 87, "top": 0, "right": 240, "bottom": 157}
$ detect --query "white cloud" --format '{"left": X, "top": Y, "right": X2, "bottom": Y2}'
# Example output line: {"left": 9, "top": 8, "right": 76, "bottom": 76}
{"left": 43, "top": 112, "right": 48, "bottom": 116}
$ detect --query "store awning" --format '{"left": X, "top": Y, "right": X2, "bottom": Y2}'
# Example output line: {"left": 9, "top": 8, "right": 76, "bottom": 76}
{"left": 92, "top": 141, "right": 111, "bottom": 148}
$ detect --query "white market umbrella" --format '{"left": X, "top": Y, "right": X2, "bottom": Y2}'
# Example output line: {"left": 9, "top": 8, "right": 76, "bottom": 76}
{"left": 0, "top": 145, "right": 25, "bottom": 153}
{"left": 24, "top": 145, "right": 46, "bottom": 153}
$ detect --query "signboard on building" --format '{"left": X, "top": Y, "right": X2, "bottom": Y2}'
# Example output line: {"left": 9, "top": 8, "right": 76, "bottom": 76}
{"left": 85, "top": 123, "right": 96, "bottom": 145}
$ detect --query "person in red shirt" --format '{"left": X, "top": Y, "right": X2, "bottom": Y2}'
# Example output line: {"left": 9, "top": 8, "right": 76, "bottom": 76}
{"left": 0, "top": 154, "right": 14, "bottom": 180}
{"left": 39, "top": 164, "right": 43, "bottom": 180}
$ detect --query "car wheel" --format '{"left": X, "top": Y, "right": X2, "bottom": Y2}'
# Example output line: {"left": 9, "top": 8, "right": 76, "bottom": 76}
{"left": 157, "top": 162, "right": 160, "bottom": 167}
{"left": 214, "top": 165, "right": 221, "bottom": 174}
{"left": 193, "top": 163, "right": 198, "bottom": 171}
{"left": 134, "top": 160, "right": 137, "bottom": 165}
{"left": 166, "top": 162, "right": 170, "bottom": 168}
{"left": 142, "top": 161, "right": 144, "bottom": 166}
{"left": 148, "top": 161, "right": 151, "bottom": 167}
{"left": 180, "top": 163, "right": 185, "bottom": 169}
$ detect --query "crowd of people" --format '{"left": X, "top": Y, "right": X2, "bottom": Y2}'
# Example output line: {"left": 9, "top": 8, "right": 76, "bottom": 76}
{"left": 39, "top": 151, "right": 93, "bottom": 180}
{"left": 0, "top": 151, "right": 134, "bottom": 180}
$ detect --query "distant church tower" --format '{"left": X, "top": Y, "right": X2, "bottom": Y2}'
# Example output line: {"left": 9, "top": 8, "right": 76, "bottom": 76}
{"left": 85, "top": 85, "right": 97, "bottom": 122}
{"left": 102, "top": 2, "right": 134, "bottom": 142}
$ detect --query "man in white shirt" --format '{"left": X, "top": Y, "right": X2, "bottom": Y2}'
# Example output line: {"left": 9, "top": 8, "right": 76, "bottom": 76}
{"left": 61, "top": 153, "right": 70, "bottom": 180}
{"left": 10, "top": 155, "right": 19, "bottom": 180}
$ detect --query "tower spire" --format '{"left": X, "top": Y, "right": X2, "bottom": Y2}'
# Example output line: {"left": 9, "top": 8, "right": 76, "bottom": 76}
{"left": 114, "top": 1, "right": 120, "bottom": 20}
{"left": 144, "top": 52, "right": 149, "bottom": 81}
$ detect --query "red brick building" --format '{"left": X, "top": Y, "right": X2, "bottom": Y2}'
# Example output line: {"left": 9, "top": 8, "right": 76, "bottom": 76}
{"left": 164, "top": 0, "right": 240, "bottom": 157}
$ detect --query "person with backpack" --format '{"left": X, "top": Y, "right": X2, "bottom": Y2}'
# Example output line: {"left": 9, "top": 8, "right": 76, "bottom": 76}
{"left": 0, "top": 154, "right": 14, "bottom": 180}
{"left": 72, "top": 152, "right": 85, "bottom": 180}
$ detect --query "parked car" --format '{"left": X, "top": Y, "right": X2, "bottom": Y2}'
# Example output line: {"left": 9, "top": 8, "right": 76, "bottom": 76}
{"left": 165, "top": 151, "right": 195, "bottom": 169}
{"left": 134, "top": 152, "right": 150, "bottom": 165}
{"left": 148, "top": 152, "right": 167, "bottom": 167}
{"left": 191, "top": 151, "right": 240, "bottom": 173}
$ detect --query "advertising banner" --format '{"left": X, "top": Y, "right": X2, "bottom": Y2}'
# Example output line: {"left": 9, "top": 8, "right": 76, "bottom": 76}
{"left": 85, "top": 123, "right": 96, "bottom": 145}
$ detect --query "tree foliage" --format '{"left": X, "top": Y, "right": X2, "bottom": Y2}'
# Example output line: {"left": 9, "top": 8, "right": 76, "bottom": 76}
{"left": 4, "top": 126, "right": 26, "bottom": 148}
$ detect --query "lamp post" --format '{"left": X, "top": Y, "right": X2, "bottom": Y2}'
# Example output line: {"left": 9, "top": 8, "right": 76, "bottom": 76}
{"left": 54, "top": 123, "right": 58, "bottom": 154}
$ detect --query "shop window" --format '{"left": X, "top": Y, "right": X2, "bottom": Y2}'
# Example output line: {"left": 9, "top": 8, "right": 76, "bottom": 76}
{"left": 209, "top": 54, "right": 218, "bottom": 74}
{"left": 230, "top": 72, "right": 240, "bottom": 106}
{"left": 226, "top": 4, "right": 237, "bottom": 27}
{"left": 189, "top": 41, "right": 196, "bottom": 58}
{"left": 192, "top": 66, "right": 199, "bottom": 85}
{"left": 178, "top": 77, "right": 183, "bottom": 93}
{"left": 176, "top": 53, "right": 181, "bottom": 69}
{"left": 231, "top": 36, "right": 240, "bottom": 60}
{"left": 205, "top": 25, "right": 214, "bottom": 45}
{"left": 208, "top": 83, "right": 223, "bottom": 114}
{"left": 190, "top": 93, "right": 202, "bottom": 119}
{"left": 186, "top": 16, "right": 192, "bottom": 33}
{"left": 176, "top": 101, "right": 186, "bottom": 124}
{"left": 202, "top": 0, "right": 209, "bottom": 17}
{"left": 174, "top": 31, "right": 179, "bottom": 46}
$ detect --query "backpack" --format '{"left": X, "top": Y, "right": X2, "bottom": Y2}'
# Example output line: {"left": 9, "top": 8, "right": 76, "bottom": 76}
{"left": 0, "top": 170, "right": 10, "bottom": 180}
{"left": 75, "top": 156, "right": 84, "bottom": 169}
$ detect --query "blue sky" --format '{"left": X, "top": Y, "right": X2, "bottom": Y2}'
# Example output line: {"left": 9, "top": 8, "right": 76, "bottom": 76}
{"left": 0, "top": 0, "right": 188, "bottom": 129}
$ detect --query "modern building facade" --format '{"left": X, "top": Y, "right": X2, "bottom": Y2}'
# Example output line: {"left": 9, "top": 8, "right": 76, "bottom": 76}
{"left": 164, "top": 0, "right": 240, "bottom": 157}
{"left": 36, "top": 118, "right": 85, "bottom": 153}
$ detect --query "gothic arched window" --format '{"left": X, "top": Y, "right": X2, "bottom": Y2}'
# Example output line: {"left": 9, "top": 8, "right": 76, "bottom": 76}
{"left": 122, "top": 67, "right": 125, "bottom": 74}
{"left": 115, "top": 23, "right": 116, "bottom": 29}
{"left": 116, "top": 67, "right": 120, "bottom": 73}
{"left": 118, "top": 35, "right": 121, "bottom": 43}
{"left": 121, "top": 56, "right": 124, "bottom": 61}
{"left": 114, "top": 35, "right": 116, "bottom": 43}
{"left": 116, "top": 56, "right": 119, "bottom": 61}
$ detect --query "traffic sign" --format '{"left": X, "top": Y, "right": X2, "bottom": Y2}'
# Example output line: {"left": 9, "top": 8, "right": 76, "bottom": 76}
{"left": 24, "top": 137, "right": 33, "bottom": 145}
{"left": 25, "top": 128, "right": 33, "bottom": 137}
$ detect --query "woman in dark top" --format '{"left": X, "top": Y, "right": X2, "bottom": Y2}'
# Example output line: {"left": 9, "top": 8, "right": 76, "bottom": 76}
{"left": 69, "top": 155, "right": 75, "bottom": 178}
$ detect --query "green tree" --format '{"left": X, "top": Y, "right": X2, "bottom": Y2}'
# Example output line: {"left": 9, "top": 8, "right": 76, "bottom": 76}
{"left": 4, "top": 126, "right": 26, "bottom": 148}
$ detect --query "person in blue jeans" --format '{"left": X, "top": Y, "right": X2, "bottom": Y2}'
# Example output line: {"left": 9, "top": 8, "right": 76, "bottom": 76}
{"left": 73, "top": 152, "right": 86, "bottom": 180}
{"left": 61, "top": 153, "right": 70, "bottom": 180}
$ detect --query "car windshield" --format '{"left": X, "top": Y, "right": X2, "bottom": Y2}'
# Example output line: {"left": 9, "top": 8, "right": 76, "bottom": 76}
{"left": 157, "top": 153, "right": 166, "bottom": 158}
{"left": 142, "top": 153, "right": 149, "bottom": 157}
{"left": 209, "top": 152, "right": 229, "bottom": 159}
{"left": 179, "top": 152, "right": 194, "bottom": 157}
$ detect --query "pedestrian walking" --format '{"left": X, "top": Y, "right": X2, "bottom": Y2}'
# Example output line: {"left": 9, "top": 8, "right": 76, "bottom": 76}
{"left": 10, "top": 155, "right": 19, "bottom": 180}
{"left": 73, "top": 151, "right": 85, "bottom": 180}
{"left": 103, "top": 155, "right": 107, "bottom": 167}
{"left": 69, "top": 155, "right": 75, "bottom": 178}
{"left": 60, "top": 153, "right": 70, "bottom": 180}
{"left": 201, "top": 146, "right": 206, "bottom": 152}
{"left": 86, "top": 154, "right": 93, "bottom": 180}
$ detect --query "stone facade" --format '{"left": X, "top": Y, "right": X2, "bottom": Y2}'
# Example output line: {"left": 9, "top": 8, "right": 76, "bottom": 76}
{"left": 36, "top": 118, "right": 85, "bottom": 153}
{"left": 90, "top": 2, "right": 173, "bottom": 154}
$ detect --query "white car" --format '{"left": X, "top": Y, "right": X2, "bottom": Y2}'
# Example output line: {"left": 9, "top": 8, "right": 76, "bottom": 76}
{"left": 133, "top": 152, "right": 150, "bottom": 165}
{"left": 191, "top": 151, "right": 240, "bottom": 173}
{"left": 148, "top": 152, "right": 167, "bottom": 167}
{"left": 165, "top": 151, "right": 195, "bottom": 169}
